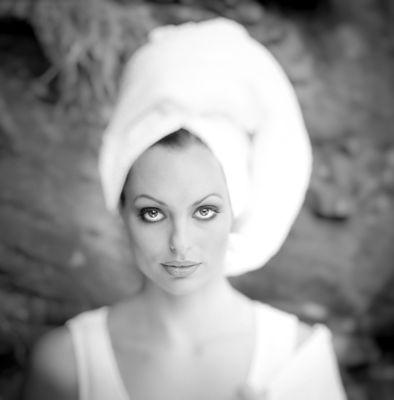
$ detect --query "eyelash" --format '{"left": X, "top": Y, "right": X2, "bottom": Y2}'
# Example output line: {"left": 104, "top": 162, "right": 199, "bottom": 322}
{"left": 137, "top": 205, "right": 221, "bottom": 223}
{"left": 194, "top": 205, "right": 220, "bottom": 220}
{"left": 138, "top": 207, "right": 164, "bottom": 223}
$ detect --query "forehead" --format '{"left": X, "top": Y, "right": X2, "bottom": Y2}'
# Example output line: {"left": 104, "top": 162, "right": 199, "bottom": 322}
{"left": 125, "top": 143, "right": 229, "bottom": 202}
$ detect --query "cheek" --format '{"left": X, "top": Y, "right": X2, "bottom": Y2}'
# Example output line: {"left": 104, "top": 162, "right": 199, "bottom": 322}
{"left": 127, "top": 220, "right": 167, "bottom": 261}
{"left": 197, "top": 220, "right": 231, "bottom": 258}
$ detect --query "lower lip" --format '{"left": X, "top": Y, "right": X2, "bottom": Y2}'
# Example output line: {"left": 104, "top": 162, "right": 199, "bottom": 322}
{"left": 161, "top": 264, "right": 201, "bottom": 278}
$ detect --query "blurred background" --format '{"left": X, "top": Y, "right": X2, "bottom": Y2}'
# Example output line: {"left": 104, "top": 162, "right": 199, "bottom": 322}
{"left": 0, "top": 0, "right": 393, "bottom": 399}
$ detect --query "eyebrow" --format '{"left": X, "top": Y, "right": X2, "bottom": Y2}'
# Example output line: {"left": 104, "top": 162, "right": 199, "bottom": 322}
{"left": 192, "top": 193, "right": 223, "bottom": 206}
{"left": 133, "top": 193, "right": 223, "bottom": 207}
{"left": 133, "top": 194, "right": 166, "bottom": 205}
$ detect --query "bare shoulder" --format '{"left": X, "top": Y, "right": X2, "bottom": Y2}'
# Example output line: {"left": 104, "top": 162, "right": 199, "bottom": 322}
{"left": 22, "top": 325, "right": 78, "bottom": 400}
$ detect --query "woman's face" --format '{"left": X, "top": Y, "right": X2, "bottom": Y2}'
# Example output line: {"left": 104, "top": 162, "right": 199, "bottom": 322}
{"left": 121, "top": 142, "right": 233, "bottom": 295}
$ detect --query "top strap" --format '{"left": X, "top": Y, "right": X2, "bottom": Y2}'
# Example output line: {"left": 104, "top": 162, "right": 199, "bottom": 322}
{"left": 246, "top": 302, "right": 298, "bottom": 391}
{"left": 66, "top": 307, "right": 129, "bottom": 400}
{"left": 266, "top": 325, "right": 347, "bottom": 399}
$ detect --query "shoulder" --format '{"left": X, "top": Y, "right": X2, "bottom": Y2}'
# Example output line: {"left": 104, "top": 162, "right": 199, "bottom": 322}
{"left": 22, "top": 325, "right": 78, "bottom": 400}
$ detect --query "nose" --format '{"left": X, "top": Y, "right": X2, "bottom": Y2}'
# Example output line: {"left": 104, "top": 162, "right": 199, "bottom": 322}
{"left": 169, "top": 218, "right": 191, "bottom": 258}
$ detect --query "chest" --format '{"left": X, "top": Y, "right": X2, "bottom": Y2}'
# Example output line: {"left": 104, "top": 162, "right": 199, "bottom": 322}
{"left": 114, "top": 332, "right": 255, "bottom": 400}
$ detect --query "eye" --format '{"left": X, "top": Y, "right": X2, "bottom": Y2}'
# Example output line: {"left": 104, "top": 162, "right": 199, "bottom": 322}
{"left": 139, "top": 207, "right": 165, "bottom": 223}
{"left": 194, "top": 205, "right": 220, "bottom": 221}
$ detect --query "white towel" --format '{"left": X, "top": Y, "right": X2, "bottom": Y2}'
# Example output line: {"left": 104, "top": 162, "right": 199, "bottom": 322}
{"left": 99, "top": 18, "right": 312, "bottom": 276}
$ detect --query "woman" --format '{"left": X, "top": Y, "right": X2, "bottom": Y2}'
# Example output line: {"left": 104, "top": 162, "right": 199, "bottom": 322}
{"left": 23, "top": 19, "right": 347, "bottom": 400}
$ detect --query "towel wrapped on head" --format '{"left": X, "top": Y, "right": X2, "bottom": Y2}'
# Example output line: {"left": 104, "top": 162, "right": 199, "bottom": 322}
{"left": 99, "top": 18, "right": 312, "bottom": 276}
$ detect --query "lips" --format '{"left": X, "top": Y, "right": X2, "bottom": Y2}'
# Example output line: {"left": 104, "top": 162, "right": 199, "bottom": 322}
{"left": 160, "top": 260, "right": 202, "bottom": 278}
{"left": 161, "top": 260, "right": 200, "bottom": 268}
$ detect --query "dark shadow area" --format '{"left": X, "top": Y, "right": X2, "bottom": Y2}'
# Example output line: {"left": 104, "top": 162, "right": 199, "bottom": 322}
{"left": 0, "top": 17, "right": 49, "bottom": 78}
{"left": 0, "top": 16, "right": 58, "bottom": 103}
{"left": 257, "top": 0, "right": 331, "bottom": 13}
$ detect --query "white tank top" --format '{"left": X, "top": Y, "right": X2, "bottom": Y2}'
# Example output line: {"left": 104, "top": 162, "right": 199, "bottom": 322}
{"left": 66, "top": 302, "right": 346, "bottom": 400}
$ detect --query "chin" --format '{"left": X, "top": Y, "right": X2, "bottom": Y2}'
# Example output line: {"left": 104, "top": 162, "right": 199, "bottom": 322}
{"left": 156, "top": 276, "right": 205, "bottom": 296}
{"left": 155, "top": 269, "right": 217, "bottom": 296}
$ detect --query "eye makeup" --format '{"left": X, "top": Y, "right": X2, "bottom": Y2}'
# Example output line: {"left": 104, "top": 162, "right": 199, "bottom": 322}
{"left": 193, "top": 205, "right": 221, "bottom": 221}
{"left": 136, "top": 204, "right": 222, "bottom": 224}
{"left": 138, "top": 207, "right": 165, "bottom": 223}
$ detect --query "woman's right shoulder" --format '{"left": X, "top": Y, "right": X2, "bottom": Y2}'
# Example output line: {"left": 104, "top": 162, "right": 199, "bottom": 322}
{"left": 22, "top": 325, "right": 78, "bottom": 400}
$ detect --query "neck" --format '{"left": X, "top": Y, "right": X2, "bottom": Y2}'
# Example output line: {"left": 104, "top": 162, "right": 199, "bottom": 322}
{"left": 137, "top": 276, "right": 242, "bottom": 343}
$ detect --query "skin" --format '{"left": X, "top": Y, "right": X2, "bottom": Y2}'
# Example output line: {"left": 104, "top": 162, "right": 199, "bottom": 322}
{"left": 22, "top": 142, "right": 260, "bottom": 400}
{"left": 121, "top": 142, "right": 233, "bottom": 296}
{"left": 22, "top": 141, "right": 310, "bottom": 400}
{"left": 111, "top": 143, "right": 258, "bottom": 399}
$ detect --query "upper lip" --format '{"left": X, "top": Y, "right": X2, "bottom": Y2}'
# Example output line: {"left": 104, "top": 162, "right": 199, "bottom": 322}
{"left": 161, "top": 261, "right": 201, "bottom": 268}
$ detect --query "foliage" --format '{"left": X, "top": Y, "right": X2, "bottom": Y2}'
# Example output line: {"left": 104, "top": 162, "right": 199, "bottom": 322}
{"left": 0, "top": 0, "right": 157, "bottom": 111}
